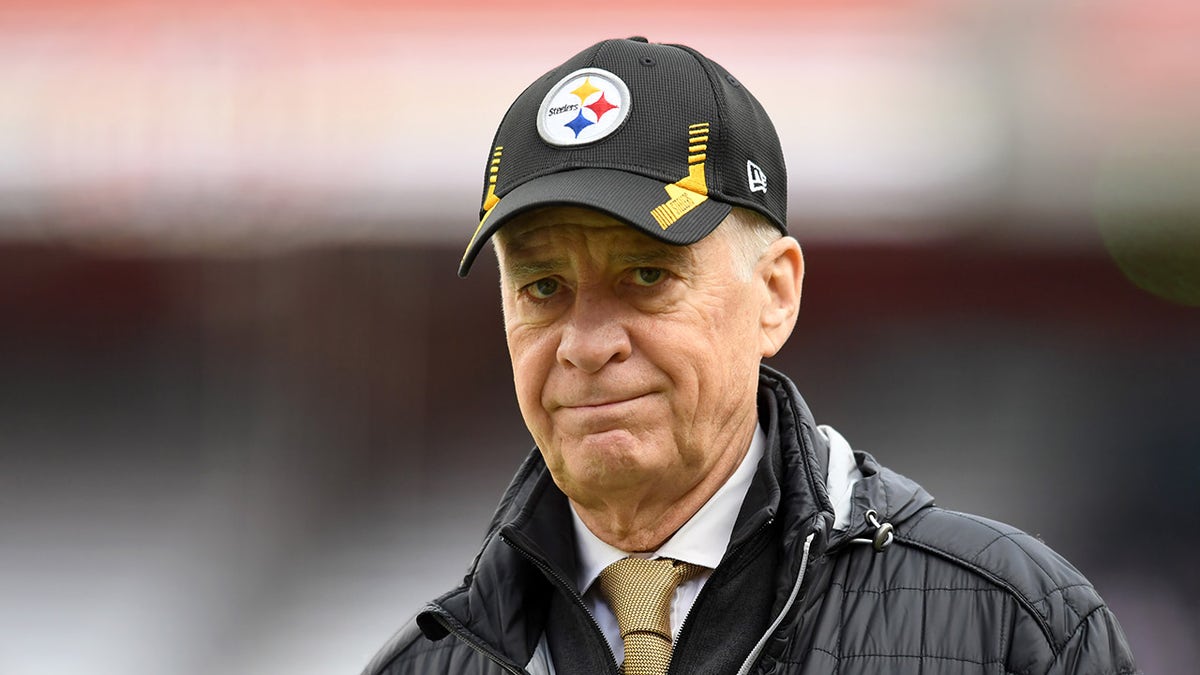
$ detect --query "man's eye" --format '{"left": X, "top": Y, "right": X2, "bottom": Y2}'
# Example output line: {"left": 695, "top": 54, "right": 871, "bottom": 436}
{"left": 527, "top": 278, "right": 560, "bottom": 299}
{"left": 632, "top": 268, "right": 665, "bottom": 286}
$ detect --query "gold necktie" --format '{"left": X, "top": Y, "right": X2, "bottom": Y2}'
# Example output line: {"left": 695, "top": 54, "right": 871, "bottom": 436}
{"left": 597, "top": 557, "right": 704, "bottom": 675}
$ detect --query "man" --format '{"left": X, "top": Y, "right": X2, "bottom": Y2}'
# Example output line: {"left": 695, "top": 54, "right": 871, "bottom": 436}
{"left": 365, "top": 37, "right": 1138, "bottom": 674}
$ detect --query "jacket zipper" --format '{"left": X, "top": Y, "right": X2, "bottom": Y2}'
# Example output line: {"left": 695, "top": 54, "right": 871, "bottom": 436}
{"left": 734, "top": 531, "right": 816, "bottom": 675}
{"left": 499, "top": 533, "right": 622, "bottom": 673}
{"left": 428, "top": 608, "right": 528, "bottom": 675}
{"left": 667, "top": 515, "right": 775, "bottom": 673}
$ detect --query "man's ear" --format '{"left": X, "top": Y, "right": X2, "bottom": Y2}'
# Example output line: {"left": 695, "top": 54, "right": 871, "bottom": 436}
{"left": 758, "top": 237, "right": 804, "bottom": 358}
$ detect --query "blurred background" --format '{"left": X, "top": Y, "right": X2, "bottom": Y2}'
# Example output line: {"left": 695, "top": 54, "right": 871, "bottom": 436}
{"left": 1, "top": 1, "right": 1198, "bottom": 673}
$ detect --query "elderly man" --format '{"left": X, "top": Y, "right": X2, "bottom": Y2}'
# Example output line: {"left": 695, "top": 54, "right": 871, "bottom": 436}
{"left": 365, "top": 37, "right": 1137, "bottom": 675}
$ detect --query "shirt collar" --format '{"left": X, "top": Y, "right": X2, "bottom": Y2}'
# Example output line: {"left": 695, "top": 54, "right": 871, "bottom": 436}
{"left": 570, "top": 424, "right": 767, "bottom": 595}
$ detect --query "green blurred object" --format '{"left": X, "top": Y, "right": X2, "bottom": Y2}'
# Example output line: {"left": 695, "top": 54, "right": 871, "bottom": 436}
{"left": 1096, "top": 146, "right": 1200, "bottom": 307}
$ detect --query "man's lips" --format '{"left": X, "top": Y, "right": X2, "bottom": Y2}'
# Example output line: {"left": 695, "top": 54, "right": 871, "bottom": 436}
{"left": 555, "top": 393, "right": 651, "bottom": 411}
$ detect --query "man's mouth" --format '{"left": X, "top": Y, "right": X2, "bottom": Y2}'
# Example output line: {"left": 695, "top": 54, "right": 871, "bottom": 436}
{"left": 561, "top": 393, "right": 649, "bottom": 409}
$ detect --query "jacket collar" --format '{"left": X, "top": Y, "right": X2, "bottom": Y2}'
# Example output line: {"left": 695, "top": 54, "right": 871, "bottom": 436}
{"left": 415, "top": 365, "right": 934, "bottom": 664}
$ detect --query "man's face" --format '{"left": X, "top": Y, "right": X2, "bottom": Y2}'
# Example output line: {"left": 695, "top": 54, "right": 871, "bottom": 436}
{"left": 495, "top": 207, "right": 769, "bottom": 513}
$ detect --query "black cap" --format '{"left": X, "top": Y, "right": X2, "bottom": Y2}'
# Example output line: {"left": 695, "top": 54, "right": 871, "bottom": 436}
{"left": 459, "top": 37, "right": 788, "bottom": 276}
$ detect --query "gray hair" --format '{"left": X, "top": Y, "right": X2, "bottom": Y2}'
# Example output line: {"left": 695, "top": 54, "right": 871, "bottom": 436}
{"left": 718, "top": 207, "right": 784, "bottom": 281}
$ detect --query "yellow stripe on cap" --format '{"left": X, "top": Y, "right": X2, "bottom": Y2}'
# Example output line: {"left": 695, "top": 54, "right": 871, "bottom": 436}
{"left": 650, "top": 122, "right": 711, "bottom": 230}
{"left": 463, "top": 146, "right": 504, "bottom": 266}
{"left": 461, "top": 204, "right": 497, "bottom": 268}
{"left": 651, "top": 183, "right": 706, "bottom": 230}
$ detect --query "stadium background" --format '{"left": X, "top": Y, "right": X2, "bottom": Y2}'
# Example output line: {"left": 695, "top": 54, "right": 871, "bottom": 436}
{"left": 1, "top": 1, "right": 1198, "bottom": 673}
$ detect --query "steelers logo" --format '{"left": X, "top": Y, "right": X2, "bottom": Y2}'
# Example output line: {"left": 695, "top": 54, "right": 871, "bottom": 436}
{"left": 537, "top": 68, "right": 631, "bottom": 146}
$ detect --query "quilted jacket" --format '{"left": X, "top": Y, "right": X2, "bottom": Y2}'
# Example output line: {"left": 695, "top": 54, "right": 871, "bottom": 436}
{"left": 363, "top": 366, "right": 1138, "bottom": 674}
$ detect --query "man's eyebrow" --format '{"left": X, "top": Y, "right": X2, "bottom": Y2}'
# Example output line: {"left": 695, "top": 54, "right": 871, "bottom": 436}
{"left": 615, "top": 246, "right": 692, "bottom": 268}
{"left": 502, "top": 257, "right": 566, "bottom": 280}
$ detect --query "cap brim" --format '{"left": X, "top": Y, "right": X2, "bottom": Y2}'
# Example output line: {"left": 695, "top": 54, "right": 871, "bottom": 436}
{"left": 458, "top": 168, "right": 732, "bottom": 276}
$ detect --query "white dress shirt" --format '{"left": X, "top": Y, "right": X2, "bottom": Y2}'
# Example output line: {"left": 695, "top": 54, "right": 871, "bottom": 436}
{"left": 569, "top": 425, "right": 767, "bottom": 663}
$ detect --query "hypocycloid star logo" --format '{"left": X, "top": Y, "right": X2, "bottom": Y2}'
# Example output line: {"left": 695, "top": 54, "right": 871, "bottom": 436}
{"left": 537, "top": 68, "right": 631, "bottom": 146}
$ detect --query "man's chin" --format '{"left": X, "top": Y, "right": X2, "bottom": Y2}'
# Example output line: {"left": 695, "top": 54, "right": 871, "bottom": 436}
{"left": 555, "top": 433, "right": 672, "bottom": 493}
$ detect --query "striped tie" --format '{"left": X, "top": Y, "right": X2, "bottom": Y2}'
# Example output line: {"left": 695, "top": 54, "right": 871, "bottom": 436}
{"left": 597, "top": 557, "right": 704, "bottom": 675}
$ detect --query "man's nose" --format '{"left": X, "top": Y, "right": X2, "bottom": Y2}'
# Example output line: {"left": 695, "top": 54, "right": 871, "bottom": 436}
{"left": 556, "top": 289, "right": 632, "bottom": 373}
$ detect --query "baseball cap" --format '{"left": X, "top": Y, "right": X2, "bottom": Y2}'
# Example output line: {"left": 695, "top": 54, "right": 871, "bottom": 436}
{"left": 458, "top": 36, "right": 788, "bottom": 276}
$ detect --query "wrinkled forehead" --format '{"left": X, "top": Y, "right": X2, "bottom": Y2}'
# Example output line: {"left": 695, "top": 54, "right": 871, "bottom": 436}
{"left": 495, "top": 207, "right": 699, "bottom": 264}
{"left": 497, "top": 207, "right": 624, "bottom": 244}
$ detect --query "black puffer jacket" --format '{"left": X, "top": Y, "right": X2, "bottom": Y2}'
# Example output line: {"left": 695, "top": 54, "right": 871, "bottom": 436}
{"left": 364, "top": 366, "right": 1138, "bottom": 674}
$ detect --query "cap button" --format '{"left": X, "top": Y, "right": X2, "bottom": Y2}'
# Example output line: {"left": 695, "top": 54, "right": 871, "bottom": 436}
{"left": 627, "top": 36, "right": 648, "bottom": 43}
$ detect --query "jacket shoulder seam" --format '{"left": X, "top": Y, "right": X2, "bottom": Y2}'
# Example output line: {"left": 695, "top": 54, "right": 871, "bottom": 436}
{"left": 894, "top": 507, "right": 1101, "bottom": 654}
{"left": 1038, "top": 604, "right": 1128, "bottom": 675}
{"left": 948, "top": 512, "right": 1082, "bottom": 614}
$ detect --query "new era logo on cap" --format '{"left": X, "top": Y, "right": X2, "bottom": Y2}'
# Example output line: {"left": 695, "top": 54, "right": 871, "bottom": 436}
{"left": 747, "top": 160, "right": 767, "bottom": 193}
